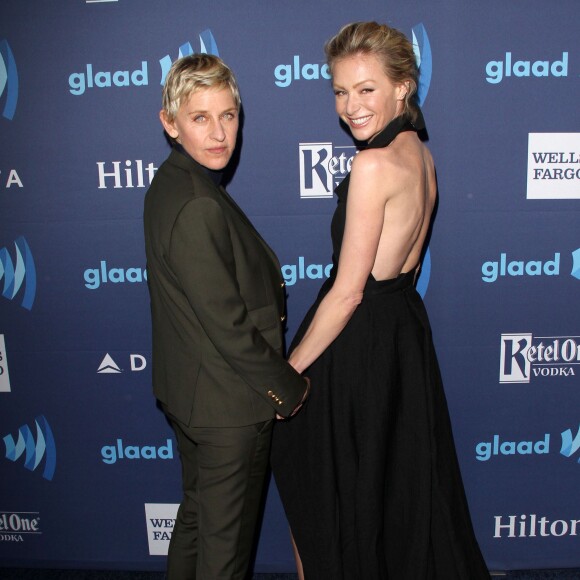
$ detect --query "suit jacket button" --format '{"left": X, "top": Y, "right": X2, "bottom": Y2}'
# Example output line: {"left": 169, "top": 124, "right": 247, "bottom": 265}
{"left": 267, "top": 390, "right": 273, "bottom": 396}
{"left": 280, "top": 315, "right": 286, "bottom": 322}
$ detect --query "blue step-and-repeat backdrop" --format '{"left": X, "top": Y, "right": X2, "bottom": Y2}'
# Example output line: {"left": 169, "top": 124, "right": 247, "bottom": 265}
{"left": 1, "top": 0, "right": 579, "bottom": 573}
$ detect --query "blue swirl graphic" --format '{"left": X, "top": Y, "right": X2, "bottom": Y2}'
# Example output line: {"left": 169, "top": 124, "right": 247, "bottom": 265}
{"left": 0, "top": 39, "right": 18, "bottom": 120}
{"left": 160, "top": 29, "right": 219, "bottom": 85}
{"left": 571, "top": 248, "right": 580, "bottom": 281}
{"left": 0, "top": 236, "right": 36, "bottom": 310}
{"left": 416, "top": 247, "right": 431, "bottom": 298}
{"left": 412, "top": 24, "right": 432, "bottom": 107}
{"left": 199, "top": 29, "right": 219, "bottom": 57}
{"left": 561, "top": 424, "right": 580, "bottom": 463}
{"left": 3, "top": 415, "right": 56, "bottom": 480}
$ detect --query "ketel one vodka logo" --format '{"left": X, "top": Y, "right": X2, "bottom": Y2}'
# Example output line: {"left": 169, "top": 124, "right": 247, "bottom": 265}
{"left": 299, "top": 142, "right": 356, "bottom": 199}
{"left": 500, "top": 333, "right": 580, "bottom": 383}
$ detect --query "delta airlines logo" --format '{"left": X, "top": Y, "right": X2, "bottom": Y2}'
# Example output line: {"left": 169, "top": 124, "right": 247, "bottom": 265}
{"left": 0, "top": 334, "right": 11, "bottom": 393}
{"left": 3, "top": 416, "right": 56, "bottom": 481}
{"left": 527, "top": 133, "right": 580, "bottom": 200}
{"left": 499, "top": 333, "right": 579, "bottom": 383}
{"left": 299, "top": 23, "right": 431, "bottom": 199}
{"left": 0, "top": 236, "right": 37, "bottom": 310}
{"left": 0, "top": 40, "right": 18, "bottom": 120}
{"left": 97, "top": 353, "right": 147, "bottom": 373}
{"left": 69, "top": 29, "right": 219, "bottom": 95}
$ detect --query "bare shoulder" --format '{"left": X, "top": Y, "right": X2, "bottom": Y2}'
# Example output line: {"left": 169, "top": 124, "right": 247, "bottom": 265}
{"left": 350, "top": 132, "right": 432, "bottom": 199}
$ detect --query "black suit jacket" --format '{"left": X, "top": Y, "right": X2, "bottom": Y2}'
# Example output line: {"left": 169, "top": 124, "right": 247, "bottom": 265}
{"left": 144, "top": 148, "right": 305, "bottom": 427}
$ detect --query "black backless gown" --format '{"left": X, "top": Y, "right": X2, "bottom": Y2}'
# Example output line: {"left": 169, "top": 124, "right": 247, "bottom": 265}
{"left": 271, "top": 115, "right": 489, "bottom": 579}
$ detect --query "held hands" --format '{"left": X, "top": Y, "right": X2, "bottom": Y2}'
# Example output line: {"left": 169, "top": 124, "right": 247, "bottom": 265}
{"left": 276, "top": 376, "right": 310, "bottom": 420}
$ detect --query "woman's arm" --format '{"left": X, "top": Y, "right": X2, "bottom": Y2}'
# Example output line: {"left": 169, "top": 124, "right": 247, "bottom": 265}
{"left": 289, "top": 150, "right": 396, "bottom": 373}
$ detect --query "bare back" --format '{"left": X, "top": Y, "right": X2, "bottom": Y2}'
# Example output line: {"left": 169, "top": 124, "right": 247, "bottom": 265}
{"left": 367, "top": 131, "right": 436, "bottom": 281}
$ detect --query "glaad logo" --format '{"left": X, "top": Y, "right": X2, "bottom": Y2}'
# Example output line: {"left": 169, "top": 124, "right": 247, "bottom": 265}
{"left": 0, "top": 334, "right": 11, "bottom": 393}
{"left": 97, "top": 160, "right": 158, "bottom": 189}
{"left": 97, "top": 353, "right": 147, "bottom": 373}
{"left": 499, "top": 333, "right": 579, "bottom": 383}
{"left": 144, "top": 503, "right": 179, "bottom": 555}
{"left": 274, "top": 56, "right": 331, "bottom": 88}
{"left": 276, "top": 23, "right": 431, "bottom": 93}
{"left": 69, "top": 29, "right": 219, "bottom": 95}
{"left": 84, "top": 261, "right": 147, "bottom": 290}
{"left": 527, "top": 133, "right": 580, "bottom": 200}
{"left": 101, "top": 438, "right": 173, "bottom": 464}
{"left": 0, "top": 236, "right": 36, "bottom": 310}
{"left": 0, "top": 40, "right": 18, "bottom": 120}
{"left": 561, "top": 424, "right": 580, "bottom": 464}
{"left": 476, "top": 425, "right": 580, "bottom": 465}
{"left": 69, "top": 61, "right": 148, "bottom": 96}
{"left": 299, "top": 23, "right": 431, "bottom": 199}
{"left": 493, "top": 514, "right": 580, "bottom": 539}
{"left": 0, "top": 511, "right": 41, "bottom": 543}
{"left": 160, "top": 29, "right": 219, "bottom": 85}
{"left": 281, "top": 253, "right": 431, "bottom": 298}
{"left": 282, "top": 257, "right": 333, "bottom": 286}
{"left": 481, "top": 251, "right": 567, "bottom": 283}
{"left": 476, "top": 433, "right": 550, "bottom": 461}
{"left": 3, "top": 416, "right": 56, "bottom": 481}
{"left": 486, "top": 52, "right": 568, "bottom": 84}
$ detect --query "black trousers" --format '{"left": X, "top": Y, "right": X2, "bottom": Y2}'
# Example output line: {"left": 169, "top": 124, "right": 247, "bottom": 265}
{"left": 166, "top": 414, "right": 273, "bottom": 580}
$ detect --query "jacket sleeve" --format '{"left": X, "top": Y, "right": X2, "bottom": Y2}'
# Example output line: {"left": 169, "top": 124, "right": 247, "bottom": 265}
{"left": 169, "top": 196, "right": 306, "bottom": 416}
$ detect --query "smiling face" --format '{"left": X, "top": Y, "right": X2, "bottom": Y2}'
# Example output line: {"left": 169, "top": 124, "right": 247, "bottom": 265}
{"left": 160, "top": 86, "right": 239, "bottom": 171}
{"left": 332, "top": 53, "right": 407, "bottom": 142}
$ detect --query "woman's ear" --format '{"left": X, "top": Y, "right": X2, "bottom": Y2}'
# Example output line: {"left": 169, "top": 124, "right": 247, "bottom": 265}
{"left": 397, "top": 81, "right": 411, "bottom": 101}
{"left": 159, "top": 110, "right": 179, "bottom": 140}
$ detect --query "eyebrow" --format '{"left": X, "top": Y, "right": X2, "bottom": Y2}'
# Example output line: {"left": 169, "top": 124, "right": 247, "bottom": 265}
{"left": 187, "top": 107, "right": 237, "bottom": 116}
{"left": 333, "top": 78, "right": 376, "bottom": 89}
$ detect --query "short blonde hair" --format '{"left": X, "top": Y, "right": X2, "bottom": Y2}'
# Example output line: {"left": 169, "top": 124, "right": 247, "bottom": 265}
{"left": 325, "top": 22, "right": 419, "bottom": 123}
{"left": 161, "top": 54, "right": 241, "bottom": 121}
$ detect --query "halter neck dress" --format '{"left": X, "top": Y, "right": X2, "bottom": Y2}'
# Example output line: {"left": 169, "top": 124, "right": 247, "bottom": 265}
{"left": 271, "top": 115, "right": 489, "bottom": 579}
